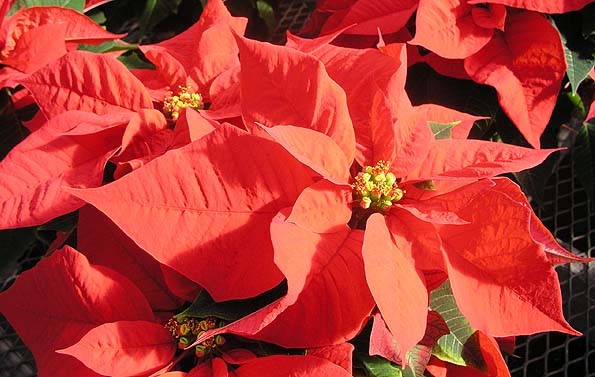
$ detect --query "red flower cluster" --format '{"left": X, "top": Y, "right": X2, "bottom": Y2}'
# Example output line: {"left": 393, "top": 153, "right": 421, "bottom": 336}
{"left": 0, "top": 0, "right": 591, "bottom": 376}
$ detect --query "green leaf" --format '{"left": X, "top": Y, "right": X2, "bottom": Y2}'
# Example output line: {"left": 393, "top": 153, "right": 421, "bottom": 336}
{"left": 0, "top": 227, "right": 37, "bottom": 279}
{"left": 553, "top": 14, "right": 595, "bottom": 94}
{"left": 256, "top": 0, "right": 276, "bottom": 32}
{"left": 429, "top": 281, "right": 486, "bottom": 371}
{"left": 402, "top": 311, "right": 450, "bottom": 377}
{"left": 117, "top": 51, "right": 155, "bottom": 70}
{"left": 361, "top": 356, "right": 403, "bottom": 377}
{"left": 8, "top": 0, "right": 85, "bottom": 15}
{"left": 78, "top": 40, "right": 137, "bottom": 54}
{"left": 177, "top": 281, "right": 286, "bottom": 322}
{"left": 138, "top": 0, "right": 183, "bottom": 39}
{"left": 573, "top": 121, "right": 595, "bottom": 206}
{"left": 428, "top": 121, "right": 460, "bottom": 140}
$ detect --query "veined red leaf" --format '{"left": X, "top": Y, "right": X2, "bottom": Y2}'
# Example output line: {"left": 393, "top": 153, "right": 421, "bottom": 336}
{"left": 363, "top": 213, "right": 428, "bottom": 361}
{"left": 67, "top": 123, "right": 318, "bottom": 302}
{"left": 369, "top": 313, "right": 403, "bottom": 365}
{"left": 468, "top": 0, "right": 593, "bottom": 13}
{"left": 464, "top": 11, "right": 566, "bottom": 148}
{"left": 405, "top": 311, "right": 451, "bottom": 377}
{"left": 411, "top": 0, "right": 493, "bottom": 59}
{"left": 403, "top": 139, "right": 560, "bottom": 181}
{"left": 319, "top": 0, "right": 418, "bottom": 36}
{"left": 489, "top": 177, "right": 594, "bottom": 264}
{"left": 287, "top": 179, "right": 352, "bottom": 233}
{"left": 236, "top": 36, "right": 355, "bottom": 163}
{"left": 0, "top": 246, "right": 154, "bottom": 377}
{"left": 307, "top": 343, "right": 354, "bottom": 374}
{"left": 20, "top": 50, "right": 153, "bottom": 118}
{"left": 0, "top": 111, "right": 127, "bottom": 229}
{"left": 78, "top": 206, "right": 185, "bottom": 311}
{"left": 438, "top": 189, "right": 579, "bottom": 336}
{"left": 246, "top": 219, "right": 374, "bottom": 347}
{"left": 234, "top": 355, "right": 353, "bottom": 377}
{"left": 57, "top": 320, "right": 175, "bottom": 377}
{"left": 208, "top": 215, "right": 373, "bottom": 348}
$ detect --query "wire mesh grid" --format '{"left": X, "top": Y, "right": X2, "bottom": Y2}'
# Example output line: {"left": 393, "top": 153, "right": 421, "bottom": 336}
{"left": 1, "top": 1, "right": 594, "bottom": 376}
{"left": 506, "top": 151, "right": 595, "bottom": 377}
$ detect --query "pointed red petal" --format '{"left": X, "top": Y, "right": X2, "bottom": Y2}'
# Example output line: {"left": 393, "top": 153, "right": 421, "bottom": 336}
{"left": 0, "top": 111, "right": 127, "bottom": 229}
{"left": 464, "top": 12, "right": 566, "bottom": 148}
{"left": 390, "top": 108, "right": 435, "bottom": 178}
{"left": 262, "top": 125, "right": 351, "bottom": 183}
{"left": 404, "top": 139, "right": 560, "bottom": 181}
{"left": 237, "top": 37, "right": 355, "bottom": 163}
{"left": 140, "top": 0, "right": 246, "bottom": 92}
{"left": 235, "top": 355, "right": 352, "bottom": 377}
{"left": 78, "top": 206, "right": 185, "bottom": 311}
{"left": 468, "top": 0, "right": 593, "bottom": 13}
{"left": 57, "top": 320, "right": 175, "bottom": 377}
{"left": 411, "top": 0, "right": 493, "bottom": 59}
{"left": 67, "top": 123, "right": 317, "bottom": 301}
{"left": 301, "top": 41, "right": 410, "bottom": 166}
{"left": 438, "top": 188, "right": 579, "bottom": 336}
{"left": 20, "top": 51, "right": 153, "bottom": 118}
{"left": 287, "top": 180, "right": 352, "bottom": 233}
{"left": 363, "top": 213, "right": 428, "bottom": 359}
{"left": 320, "top": 0, "right": 418, "bottom": 36}
{"left": 0, "top": 22, "right": 67, "bottom": 73}
{"left": 0, "top": 246, "right": 154, "bottom": 376}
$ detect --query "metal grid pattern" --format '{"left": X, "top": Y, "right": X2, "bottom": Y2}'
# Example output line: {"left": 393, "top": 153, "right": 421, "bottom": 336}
{"left": 1, "top": 1, "right": 593, "bottom": 376}
{"left": 507, "top": 152, "right": 595, "bottom": 377}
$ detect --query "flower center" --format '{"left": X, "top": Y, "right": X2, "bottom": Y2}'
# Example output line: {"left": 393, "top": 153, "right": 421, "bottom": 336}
{"left": 165, "top": 316, "right": 225, "bottom": 358}
{"left": 352, "top": 160, "right": 403, "bottom": 211}
{"left": 163, "top": 84, "right": 203, "bottom": 120}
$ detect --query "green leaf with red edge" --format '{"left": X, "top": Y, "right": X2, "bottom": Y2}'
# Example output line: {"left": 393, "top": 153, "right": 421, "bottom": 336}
{"left": 0, "top": 110, "right": 128, "bottom": 229}
{"left": 464, "top": 11, "right": 567, "bottom": 148}
{"left": 0, "top": 246, "right": 155, "bottom": 377}
{"left": 20, "top": 50, "right": 153, "bottom": 118}
{"left": 403, "top": 139, "right": 560, "bottom": 181}
{"left": 429, "top": 280, "right": 485, "bottom": 369}
{"left": 67, "top": 123, "right": 318, "bottom": 302}
{"left": 139, "top": 0, "right": 247, "bottom": 93}
{"left": 236, "top": 36, "right": 355, "bottom": 163}
{"left": 411, "top": 0, "right": 493, "bottom": 59}
{"left": 363, "top": 213, "right": 428, "bottom": 362}
{"left": 8, "top": 0, "right": 84, "bottom": 15}
{"left": 437, "top": 188, "right": 579, "bottom": 337}
{"left": 78, "top": 205, "right": 187, "bottom": 311}
{"left": 57, "top": 320, "right": 176, "bottom": 377}
{"left": 404, "top": 311, "right": 450, "bottom": 377}
{"left": 468, "top": 0, "right": 594, "bottom": 13}
{"left": 235, "top": 355, "right": 353, "bottom": 377}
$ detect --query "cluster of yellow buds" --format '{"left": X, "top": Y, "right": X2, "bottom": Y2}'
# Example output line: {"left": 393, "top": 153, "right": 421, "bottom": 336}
{"left": 352, "top": 160, "right": 404, "bottom": 211}
{"left": 163, "top": 84, "right": 203, "bottom": 120}
{"left": 165, "top": 316, "right": 225, "bottom": 358}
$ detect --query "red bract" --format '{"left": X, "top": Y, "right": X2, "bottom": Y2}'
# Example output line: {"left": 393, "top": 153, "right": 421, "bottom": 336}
{"left": 0, "top": 246, "right": 176, "bottom": 376}
{"left": 0, "top": 6, "right": 124, "bottom": 73}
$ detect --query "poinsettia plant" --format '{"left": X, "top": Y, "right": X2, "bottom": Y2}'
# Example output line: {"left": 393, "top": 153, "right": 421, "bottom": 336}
{"left": 0, "top": 0, "right": 593, "bottom": 376}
